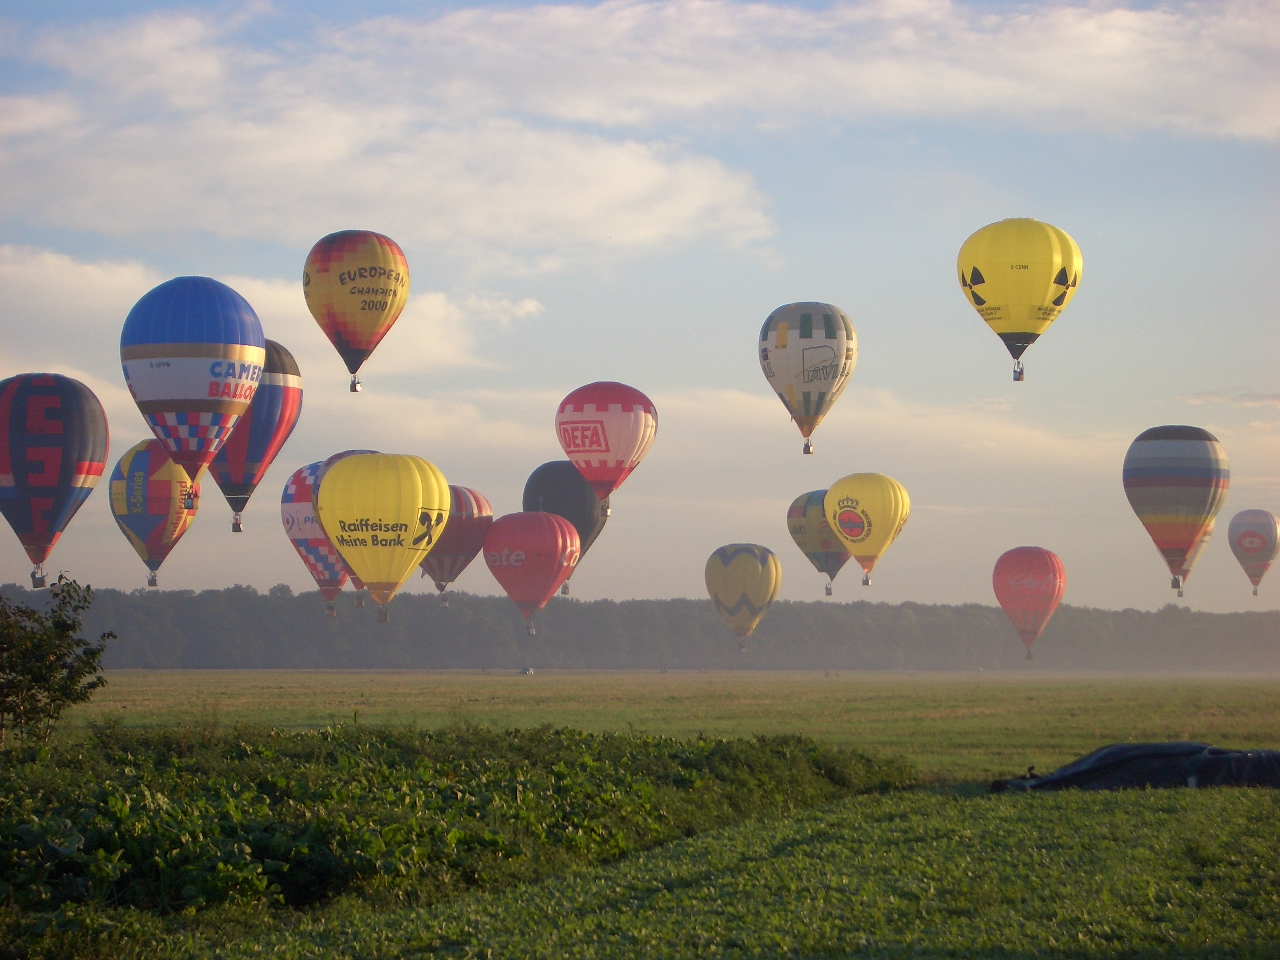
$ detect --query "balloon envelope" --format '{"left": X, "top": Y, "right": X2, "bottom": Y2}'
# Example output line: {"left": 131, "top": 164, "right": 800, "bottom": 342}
{"left": 109, "top": 439, "right": 199, "bottom": 577}
{"left": 420, "top": 485, "right": 494, "bottom": 592}
{"left": 1123, "top": 425, "right": 1229, "bottom": 589}
{"left": 281, "top": 461, "right": 348, "bottom": 603}
{"left": 992, "top": 546, "right": 1066, "bottom": 653}
{"left": 312, "top": 449, "right": 378, "bottom": 592}
{"left": 705, "top": 544, "right": 782, "bottom": 638}
{"left": 957, "top": 218, "right": 1082, "bottom": 369}
{"left": 1228, "top": 509, "right": 1280, "bottom": 592}
{"left": 759, "top": 303, "right": 856, "bottom": 446}
{"left": 209, "top": 340, "right": 303, "bottom": 526}
{"left": 522, "top": 461, "right": 610, "bottom": 562}
{"left": 316, "top": 453, "right": 449, "bottom": 607}
{"left": 824, "top": 474, "right": 910, "bottom": 580}
{"left": 303, "top": 230, "right": 409, "bottom": 378}
{"left": 0, "top": 374, "right": 108, "bottom": 580}
{"left": 120, "top": 277, "right": 265, "bottom": 480}
{"left": 555, "top": 382, "right": 657, "bottom": 499}
{"left": 786, "top": 489, "right": 850, "bottom": 582}
{"left": 484, "top": 512, "right": 580, "bottom": 618}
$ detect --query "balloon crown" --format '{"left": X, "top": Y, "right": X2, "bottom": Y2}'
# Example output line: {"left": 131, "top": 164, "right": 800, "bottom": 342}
{"left": 837, "top": 496, "right": 859, "bottom": 510}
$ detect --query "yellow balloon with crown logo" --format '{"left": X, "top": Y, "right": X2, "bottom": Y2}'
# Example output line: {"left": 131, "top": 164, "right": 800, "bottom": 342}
{"left": 316, "top": 453, "right": 449, "bottom": 619}
{"left": 705, "top": 544, "right": 782, "bottom": 639}
{"left": 824, "top": 474, "right": 909, "bottom": 585}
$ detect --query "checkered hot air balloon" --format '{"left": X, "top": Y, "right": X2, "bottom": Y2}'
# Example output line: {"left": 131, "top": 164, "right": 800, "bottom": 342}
{"left": 120, "top": 277, "right": 265, "bottom": 490}
{"left": 1123, "top": 425, "right": 1229, "bottom": 597}
{"left": 0, "top": 374, "right": 108, "bottom": 587}
{"left": 281, "top": 462, "right": 348, "bottom": 617}
{"left": 555, "top": 382, "right": 657, "bottom": 500}
{"left": 208, "top": 340, "right": 303, "bottom": 532}
{"left": 303, "top": 231, "right": 409, "bottom": 392}
{"left": 109, "top": 439, "right": 199, "bottom": 588}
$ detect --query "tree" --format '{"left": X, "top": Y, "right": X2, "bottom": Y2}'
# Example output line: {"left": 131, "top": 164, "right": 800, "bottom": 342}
{"left": 0, "top": 576, "right": 111, "bottom": 745}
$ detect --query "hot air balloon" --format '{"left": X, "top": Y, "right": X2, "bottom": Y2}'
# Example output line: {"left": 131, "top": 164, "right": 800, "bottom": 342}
{"left": 523, "top": 460, "right": 610, "bottom": 596}
{"left": 555, "top": 382, "right": 657, "bottom": 500}
{"left": 316, "top": 453, "right": 449, "bottom": 621}
{"left": 312, "top": 449, "right": 378, "bottom": 607}
{"left": 0, "top": 374, "right": 109, "bottom": 587}
{"left": 992, "top": 547, "right": 1066, "bottom": 660}
{"left": 705, "top": 544, "right": 782, "bottom": 644}
{"left": 281, "top": 462, "right": 349, "bottom": 616}
{"left": 957, "top": 218, "right": 1082, "bottom": 381}
{"left": 109, "top": 439, "right": 199, "bottom": 587}
{"left": 208, "top": 340, "right": 303, "bottom": 532}
{"left": 303, "top": 230, "right": 409, "bottom": 392}
{"left": 1123, "top": 425, "right": 1229, "bottom": 597}
{"left": 120, "top": 278, "right": 266, "bottom": 502}
{"left": 420, "top": 485, "right": 494, "bottom": 606}
{"left": 759, "top": 303, "right": 857, "bottom": 454}
{"left": 786, "top": 490, "right": 850, "bottom": 596}
{"left": 824, "top": 474, "right": 910, "bottom": 585}
{"left": 1228, "top": 510, "right": 1279, "bottom": 596}
{"left": 484, "top": 512, "right": 579, "bottom": 634}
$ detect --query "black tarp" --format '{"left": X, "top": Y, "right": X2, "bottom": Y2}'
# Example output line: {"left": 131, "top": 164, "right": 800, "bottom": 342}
{"left": 991, "top": 742, "right": 1280, "bottom": 792}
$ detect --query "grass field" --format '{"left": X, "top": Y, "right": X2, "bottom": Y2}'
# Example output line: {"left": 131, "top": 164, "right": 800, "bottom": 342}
{"left": 77, "top": 670, "right": 1280, "bottom": 784}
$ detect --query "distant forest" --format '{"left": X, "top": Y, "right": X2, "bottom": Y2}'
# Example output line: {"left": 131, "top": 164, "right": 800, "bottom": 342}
{"left": 3, "top": 582, "right": 1279, "bottom": 673}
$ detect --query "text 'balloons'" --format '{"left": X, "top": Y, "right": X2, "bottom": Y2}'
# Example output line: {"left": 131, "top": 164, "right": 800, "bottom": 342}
{"left": 120, "top": 277, "right": 265, "bottom": 482}
{"left": 957, "top": 218, "right": 1082, "bottom": 381}
{"left": 824, "top": 474, "right": 910, "bottom": 586}
{"left": 0, "top": 374, "right": 109, "bottom": 587}
{"left": 1123, "top": 425, "right": 1229, "bottom": 597}
{"left": 759, "top": 303, "right": 856, "bottom": 454}
{"left": 484, "top": 512, "right": 580, "bottom": 633}
{"left": 705, "top": 544, "right": 782, "bottom": 642}
{"left": 316, "top": 453, "right": 450, "bottom": 619}
{"left": 304, "top": 230, "right": 409, "bottom": 392}
{"left": 109, "top": 439, "right": 199, "bottom": 588}
{"left": 555, "top": 382, "right": 657, "bottom": 500}
{"left": 992, "top": 546, "right": 1066, "bottom": 660}
{"left": 209, "top": 340, "right": 303, "bottom": 532}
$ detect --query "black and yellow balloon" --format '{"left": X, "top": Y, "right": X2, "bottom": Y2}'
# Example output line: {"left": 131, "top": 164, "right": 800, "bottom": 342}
{"left": 957, "top": 218, "right": 1082, "bottom": 380}
{"left": 705, "top": 544, "right": 782, "bottom": 640}
{"left": 316, "top": 453, "right": 449, "bottom": 620}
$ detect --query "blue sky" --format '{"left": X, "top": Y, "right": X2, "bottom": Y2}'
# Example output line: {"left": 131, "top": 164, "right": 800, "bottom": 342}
{"left": 1, "top": 0, "right": 1277, "bottom": 614}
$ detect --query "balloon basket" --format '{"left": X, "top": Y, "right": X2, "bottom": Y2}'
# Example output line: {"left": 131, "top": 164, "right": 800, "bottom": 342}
{"left": 527, "top": 623, "right": 536, "bottom": 636}
{"left": 350, "top": 376, "right": 362, "bottom": 393}
{"left": 231, "top": 514, "right": 243, "bottom": 533}
{"left": 439, "top": 594, "right": 450, "bottom": 608}
{"left": 377, "top": 607, "right": 390, "bottom": 623}
{"left": 802, "top": 438, "right": 814, "bottom": 455}
{"left": 1177, "top": 589, "right": 1184, "bottom": 598}
{"left": 184, "top": 496, "right": 195, "bottom": 510}
{"left": 561, "top": 583, "right": 570, "bottom": 596}
{"left": 326, "top": 604, "right": 336, "bottom": 618}
{"left": 355, "top": 592, "right": 365, "bottom": 608}
{"left": 1013, "top": 361, "right": 1025, "bottom": 382}
{"left": 30, "top": 566, "right": 46, "bottom": 589}
{"left": 862, "top": 574, "right": 871, "bottom": 586}
{"left": 1025, "top": 649, "right": 1033, "bottom": 661}
{"left": 825, "top": 582, "right": 833, "bottom": 597}
{"left": 1255, "top": 586, "right": 1260, "bottom": 597}
{"left": 147, "top": 572, "right": 158, "bottom": 588}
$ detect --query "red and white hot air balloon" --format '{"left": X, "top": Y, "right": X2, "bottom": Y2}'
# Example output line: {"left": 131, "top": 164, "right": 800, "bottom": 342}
{"left": 992, "top": 547, "right": 1065, "bottom": 660}
{"left": 420, "top": 485, "right": 494, "bottom": 605}
{"left": 555, "top": 382, "right": 657, "bottom": 500}
{"left": 1228, "top": 509, "right": 1280, "bottom": 596}
{"left": 484, "top": 512, "right": 579, "bottom": 634}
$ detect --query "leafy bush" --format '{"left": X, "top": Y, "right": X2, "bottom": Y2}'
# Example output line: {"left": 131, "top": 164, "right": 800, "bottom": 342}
{"left": 0, "top": 722, "right": 913, "bottom": 931}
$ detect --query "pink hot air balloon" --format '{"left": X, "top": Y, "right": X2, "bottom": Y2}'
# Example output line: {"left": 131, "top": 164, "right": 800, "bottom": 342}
{"left": 555, "top": 382, "right": 657, "bottom": 500}
{"left": 420, "top": 485, "right": 494, "bottom": 605}
{"left": 992, "top": 547, "right": 1065, "bottom": 661}
{"left": 484, "top": 512, "right": 579, "bottom": 634}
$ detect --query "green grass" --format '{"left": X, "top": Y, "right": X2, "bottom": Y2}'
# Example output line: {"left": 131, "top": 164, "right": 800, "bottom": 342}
{"left": 77, "top": 671, "right": 1280, "bottom": 784}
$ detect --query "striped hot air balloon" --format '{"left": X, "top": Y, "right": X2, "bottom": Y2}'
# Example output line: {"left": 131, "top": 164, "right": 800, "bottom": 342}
{"left": 420, "top": 485, "right": 494, "bottom": 605}
{"left": 0, "top": 374, "right": 109, "bottom": 587}
{"left": 705, "top": 544, "right": 782, "bottom": 643}
{"left": 281, "top": 462, "right": 349, "bottom": 617}
{"left": 786, "top": 489, "right": 850, "bottom": 596}
{"left": 209, "top": 340, "right": 303, "bottom": 531}
{"left": 1123, "top": 425, "right": 1229, "bottom": 597}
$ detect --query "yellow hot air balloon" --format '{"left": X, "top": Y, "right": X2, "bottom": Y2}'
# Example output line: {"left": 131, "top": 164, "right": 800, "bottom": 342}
{"left": 705, "top": 544, "right": 782, "bottom": 642}
{"left": 316, "top": 453, "right": 449, "bottom": 620}
{"left": 824, "top": 474, "right": 909, "bottom": 585}
{"left": 957, "top": 218, "right": 1082, "bottom": 381}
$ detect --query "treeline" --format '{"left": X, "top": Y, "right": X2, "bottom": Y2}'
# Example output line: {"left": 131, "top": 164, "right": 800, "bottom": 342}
{"left": 3, "top": 583, "right": 1279, "bottom": 673}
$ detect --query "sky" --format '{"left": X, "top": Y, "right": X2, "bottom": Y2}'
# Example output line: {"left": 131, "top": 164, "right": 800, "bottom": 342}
{"left": 0, "top": 0, "right": 1277, "bottom": 614}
